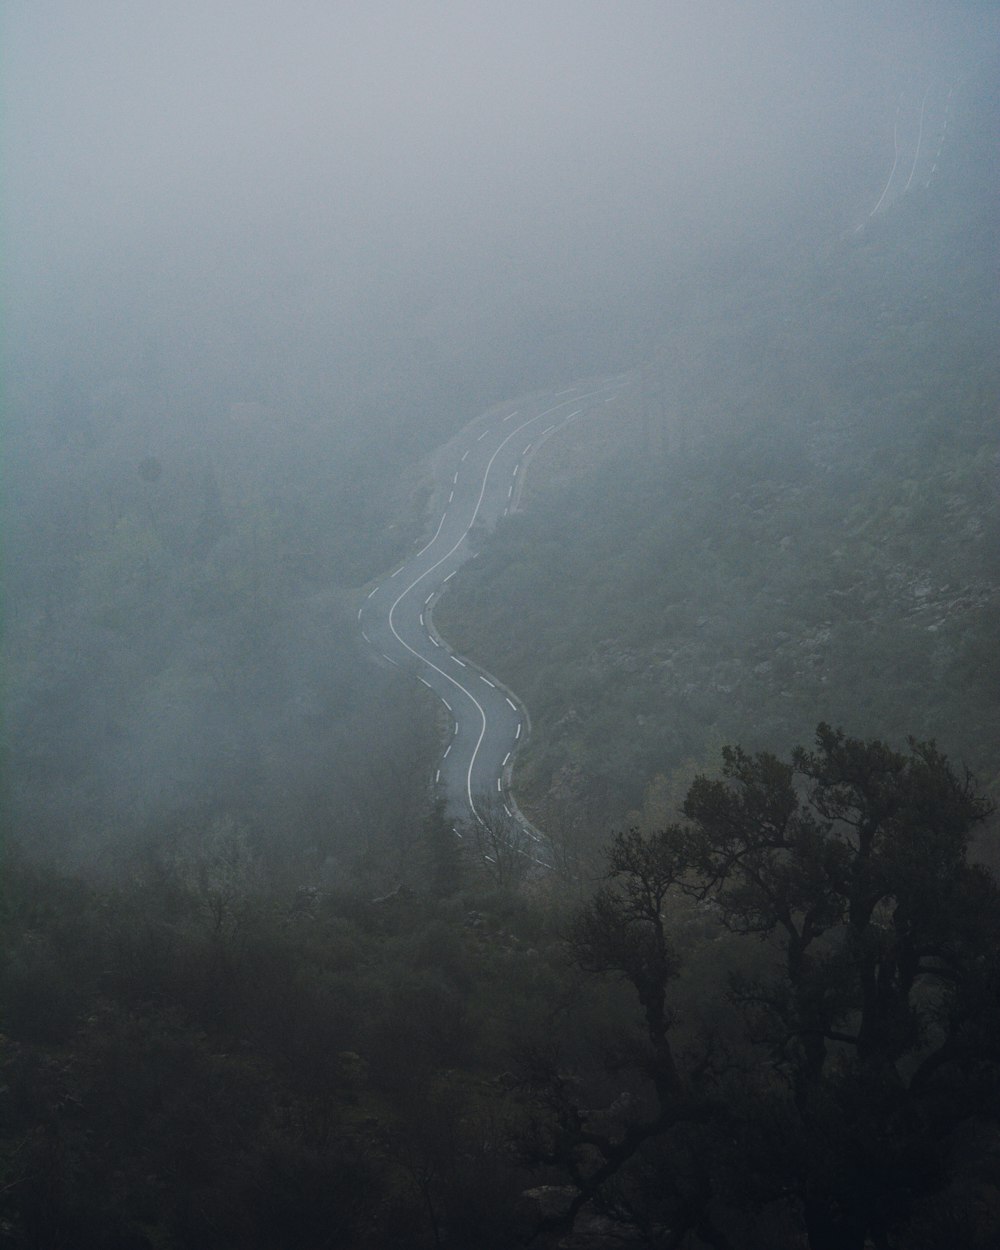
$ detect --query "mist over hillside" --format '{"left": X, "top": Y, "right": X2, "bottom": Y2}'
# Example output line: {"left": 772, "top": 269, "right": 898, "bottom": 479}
{"left": 437, "top": 64, "right": 999, "bottom": 836}
{"left": 3, "top": 7, "right": 1000, "bottom": 1249}
{"left": 4, "top": 3, "right": 995, "bottom": 869}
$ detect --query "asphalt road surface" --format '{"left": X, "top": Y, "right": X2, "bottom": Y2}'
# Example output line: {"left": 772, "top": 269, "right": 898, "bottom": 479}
{"left": 359, "top": 375, "right": 630, "bottom": 846}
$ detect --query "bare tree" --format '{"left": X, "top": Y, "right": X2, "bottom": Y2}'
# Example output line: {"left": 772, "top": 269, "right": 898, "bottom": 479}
{"left": 469, "top": 792, "right": 541, "bottom": 889}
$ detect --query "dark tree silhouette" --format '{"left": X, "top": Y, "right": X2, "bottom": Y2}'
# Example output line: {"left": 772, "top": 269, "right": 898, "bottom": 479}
{"left": 523, "top": 726, "right": 998, "bottom": 1250}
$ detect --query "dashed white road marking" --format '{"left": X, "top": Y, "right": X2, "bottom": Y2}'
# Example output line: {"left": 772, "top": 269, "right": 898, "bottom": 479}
{"left": 502, "top": 751, "right": 511, "bottom": 767}
{"left": 503, "top": 804, "right": 513, "bottom": 818}
{"left": 507, "top": 485, "right": 514, "bottom": 499}
{"left": 448, "top": 491, "right": 454, "bottom": 503}
{"left": 442, "top": 699, "right": 452, "bottom": 712}
{"left": 522, "top": 443, "right": 532, "bottom": 455}
{"left": 502, "top": 410, "right": 520, "bottom": 422}
{"left": 480, "top": 676, "right": 496, "bottom": 688}
{"left": 361, "top": 630, "right": 370, "bottom": 643}
{"left": 443, "top": 743, "right": 452, "bottom": 758}
{"left": 512, "top": 463, "right": 519, "bottom": 476}
{"left": 435, "top": 769, "right": 440, "bottom": 783}
{"left": 497, "top": 778, "right": 502, "bottom": 792}
{"left": 515, "top": 723, "right": 522, "bottom": 738}
{"left": 377, "top": 381, "right": 618, "bottom": 828}
{"left": 418, "top": 676, "right": 432, "bottom": 688}
{"left": 356, "top": 607, "right": 363, "bottom": 620}
{"left": 461, "top": 449, "right": 469, "bottom": 461}
{"left": 367, "top": 586, "right": 378, "bottom": 599}
{"left": 430, "top": 636, "right": 441, "bottom": 647}
{"left": 425, "top": 593, "right": 434, "bottom": 604}
{"left": 452, "top": 472, "right": 459, "bottom": 484}
{"left": 389, "top": 565, "right": 405, "bottom": 578}
{"left": 419, "top": 613, "right": 425, "bottom": 627}
{"left": 381, "top": 653, "right": 398, "bottom": 666}
{"left": 506, "top": 697, "right": 517, "bottom": 710}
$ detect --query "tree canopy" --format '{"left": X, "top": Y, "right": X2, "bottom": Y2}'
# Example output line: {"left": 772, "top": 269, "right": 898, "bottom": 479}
{"left": 525, "top": 726, "right": 998, "bottom": 1249}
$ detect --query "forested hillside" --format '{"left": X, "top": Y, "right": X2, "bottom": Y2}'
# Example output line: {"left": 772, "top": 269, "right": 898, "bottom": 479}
{"left": 3, "top": 729, "right": 998, "bottom": 1248}
{"left": 3, "top": 10, "right": 998, "bottom": 1248}
{"left": 436, "top": 73, "right": 999, "bottom": 836}
{"left": 3, "top": 387, "right": 444, "bottom": 873}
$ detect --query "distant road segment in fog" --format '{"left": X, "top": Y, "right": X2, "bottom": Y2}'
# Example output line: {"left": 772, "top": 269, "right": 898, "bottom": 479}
{"left": 868, "top": 79, "right": 960, "bottom": 219}
{"left": 359, "top": 375, "right": 630, "bottom": 845}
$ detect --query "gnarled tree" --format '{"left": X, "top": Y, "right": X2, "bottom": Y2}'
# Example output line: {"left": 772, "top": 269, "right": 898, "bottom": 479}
{"left": 522, "top": 726, "right": 998, "bottom": 1250}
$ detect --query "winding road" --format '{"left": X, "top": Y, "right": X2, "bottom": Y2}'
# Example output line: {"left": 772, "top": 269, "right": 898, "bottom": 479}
{"left": 359, "top": 375, "right": 629, "bottom": 845}
{"left": 867, "top": 78, "right": 961, "bottom": 220}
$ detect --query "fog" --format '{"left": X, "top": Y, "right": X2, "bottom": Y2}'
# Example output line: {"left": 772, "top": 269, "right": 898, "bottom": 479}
{"left": 3, "top": 1, "right": 995, "bottom": 867}
{"left": 6, "top": 2, "right": 988, "bottom": 429}
{"left": 4, "top": 9, "right": 1000, "bottom": 1244}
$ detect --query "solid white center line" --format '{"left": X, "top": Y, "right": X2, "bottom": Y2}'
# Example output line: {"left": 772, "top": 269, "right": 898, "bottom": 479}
{"left": 380, "top": 383, "right": 613, "bottom": 830}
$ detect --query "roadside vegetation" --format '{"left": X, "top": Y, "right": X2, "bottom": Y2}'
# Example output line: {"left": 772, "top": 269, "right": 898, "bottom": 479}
{"left": 2, "top": 727, "right": 997, "bottom": 1248}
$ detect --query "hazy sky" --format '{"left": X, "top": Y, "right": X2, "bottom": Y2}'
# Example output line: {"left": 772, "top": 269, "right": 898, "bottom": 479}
{"left": 4, "top": 2, "right": 992, "bottom": 421}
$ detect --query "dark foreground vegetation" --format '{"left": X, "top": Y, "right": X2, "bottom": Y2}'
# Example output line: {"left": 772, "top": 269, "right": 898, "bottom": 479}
{"left": 3, "top": 727, "right": 998, "bottom": 1249}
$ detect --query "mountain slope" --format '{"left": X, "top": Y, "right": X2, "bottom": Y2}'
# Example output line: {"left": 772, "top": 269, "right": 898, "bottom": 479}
{"left": 435, "top": 73, "right": 999, "bottom": 831}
